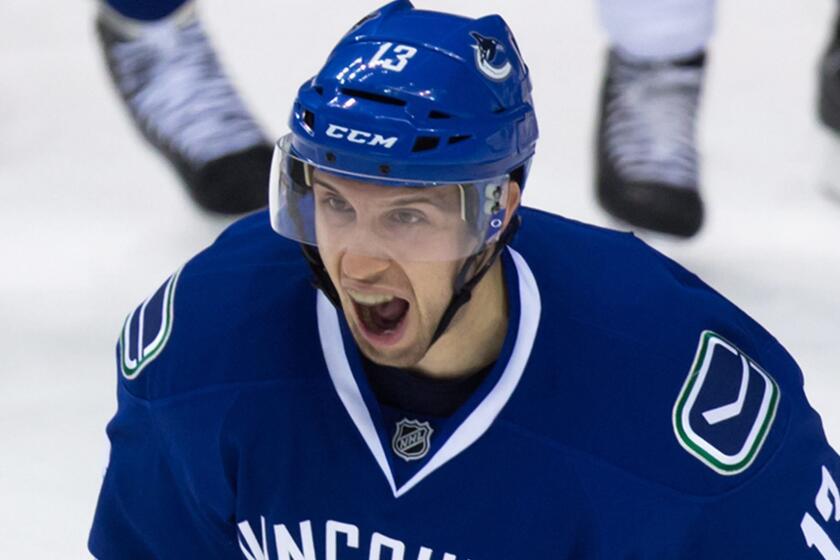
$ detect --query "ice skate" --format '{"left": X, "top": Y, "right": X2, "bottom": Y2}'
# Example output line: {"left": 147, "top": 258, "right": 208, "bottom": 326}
{"left": 596, "top": 49, "right": 705, "bottom": 238}
{"left": 96, "top": 2, "right": 271, "bottom": 214}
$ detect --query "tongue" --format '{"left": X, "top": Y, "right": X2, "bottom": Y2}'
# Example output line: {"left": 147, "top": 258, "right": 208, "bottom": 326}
{"left": 374, "top": 298, "right": 408, "bottom": 322}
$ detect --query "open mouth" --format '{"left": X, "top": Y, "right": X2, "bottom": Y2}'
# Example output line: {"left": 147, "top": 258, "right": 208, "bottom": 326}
{"left": 347, "top": 290, "right": 410, "bottom": 345}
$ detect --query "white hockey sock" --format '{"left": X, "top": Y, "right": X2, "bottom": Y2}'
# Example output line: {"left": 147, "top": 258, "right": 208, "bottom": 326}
{"left": 597, "top": 0, "right": 716, "bottom": 61}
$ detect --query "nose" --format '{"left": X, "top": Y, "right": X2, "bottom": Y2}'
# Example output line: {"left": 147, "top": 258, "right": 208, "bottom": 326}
{"left": 337, "top": 219, "right": 394, "bottom": 281}
{"left": 340, "top": 250, "right": 391, "bottom": 282}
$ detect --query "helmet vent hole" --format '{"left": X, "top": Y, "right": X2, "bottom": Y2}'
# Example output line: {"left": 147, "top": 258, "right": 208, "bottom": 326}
{"left": 447, "top": 135, "right": 472, "bottom": 145}
{"left": 493, "top": 106, "right": 507, "bottom": 114}
{"left": 412, "top": 136, "right": 440, "bottom": 152}
{"left": 428, "top": 110, "right": 451, "bottom": 119}
{"left": 313, "top": 85, "right": 324, "bottom": 95}
{"left": 341, "top": 88, "right": 406, "bottom": 107}
{"left": 326, "top": 152, "right": 336, "bottom": 163}
{"left": 302, "top": 110, "right": 315, "bottom": 133}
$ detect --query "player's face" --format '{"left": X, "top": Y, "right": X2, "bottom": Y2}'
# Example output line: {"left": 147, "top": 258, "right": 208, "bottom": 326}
{"left": 312, "top": 171, "right": 476, "bottom": 367}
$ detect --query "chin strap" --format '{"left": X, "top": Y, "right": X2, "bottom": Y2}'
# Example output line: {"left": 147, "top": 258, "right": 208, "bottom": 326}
{"left": 301, "top": 243, "right": 341, "bottom": 306}
{"left": 429, "top": 215, "right": 520, "bottom": 345}
{"left": 300, "top": 215, "right": 521, "bottom": 346}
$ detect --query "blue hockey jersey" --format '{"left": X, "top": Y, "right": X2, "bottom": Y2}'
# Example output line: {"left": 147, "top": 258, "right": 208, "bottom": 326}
{"left": 89, "top": 208, "right": 840, "bottom": 559}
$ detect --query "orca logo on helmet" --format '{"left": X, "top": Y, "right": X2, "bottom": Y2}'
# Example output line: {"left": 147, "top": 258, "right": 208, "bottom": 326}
{"left": 470, "top": 31, "right": 513, "bottom": 81}
{"left": 325, "top": 124, "right": 398, "bottom": 149}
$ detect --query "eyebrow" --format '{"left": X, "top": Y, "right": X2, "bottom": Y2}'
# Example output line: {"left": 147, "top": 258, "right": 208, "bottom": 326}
{"left": 387, "top": 194, "right": 448, "bottom": 208}
{"left": 313, "top": 178, "right": 456, "bottom": 211}
{"left": 312, "top": 180, "right": 341, "bottom": 194}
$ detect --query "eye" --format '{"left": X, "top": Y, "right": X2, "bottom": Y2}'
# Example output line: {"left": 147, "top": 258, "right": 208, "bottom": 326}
{"left": 389, "top": 209, "right": 427, "bottom": 225}
{"left": 323, "top": 195, "right": 353, "bottom": 213}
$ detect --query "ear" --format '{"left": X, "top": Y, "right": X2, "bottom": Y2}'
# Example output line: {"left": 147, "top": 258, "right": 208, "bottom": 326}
{"left": 501, "top": 179, "right": 521, "bottom": 230}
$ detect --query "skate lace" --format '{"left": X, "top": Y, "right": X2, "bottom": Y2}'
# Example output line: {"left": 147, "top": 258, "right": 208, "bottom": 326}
{"left": 108, "top": 19, "right": 264, "bottom": 166}
{"left": 603, "top": 57, "right": 701, "bottom": 188}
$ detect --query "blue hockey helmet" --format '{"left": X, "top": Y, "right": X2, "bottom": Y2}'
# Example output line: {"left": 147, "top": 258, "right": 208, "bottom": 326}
{"left": 288, "top": 0, "right": 537, "bottom": 183}
{"left": 270, "top": 0, "right": 538, "bottom": 261}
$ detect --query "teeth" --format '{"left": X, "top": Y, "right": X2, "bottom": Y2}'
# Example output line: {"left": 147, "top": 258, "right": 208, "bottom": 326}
{"left": 346, "top": 289, "right": 395, "bottom": 306}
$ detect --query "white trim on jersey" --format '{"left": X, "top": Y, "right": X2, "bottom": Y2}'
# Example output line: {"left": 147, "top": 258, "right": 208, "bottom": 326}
{"left": 317, "top": 247, "right": 542, "bottom": 498}
{"left": 318, "top": 292, "right": 399, "bottom": 496}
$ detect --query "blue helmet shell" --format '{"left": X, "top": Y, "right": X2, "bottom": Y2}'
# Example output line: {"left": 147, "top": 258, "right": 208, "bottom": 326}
{"left": 288, "top": 0, "right": 538, "bottom": 185}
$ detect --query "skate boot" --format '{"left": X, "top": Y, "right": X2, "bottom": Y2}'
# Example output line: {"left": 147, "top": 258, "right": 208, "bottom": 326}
{"left": 819, "top": 17, "right": 840, "bottom": 133}
{"left": 596, "top": 49, "right": 705, "bottom": 238}
{"left": 96, "top": 1, "right": 271, "bottom": 214}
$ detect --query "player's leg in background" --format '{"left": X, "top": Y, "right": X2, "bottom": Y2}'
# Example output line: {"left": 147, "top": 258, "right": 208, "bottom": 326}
{"left": 595, "top": 0, "right": 716, "bottom": 238}
{"left": 96, "top": 0, "right": 271, "bottom": 214}
{"left": 819, "top": 6, "right": 840, "bottom": 136}
{"left": 103, "top": 0, "right": 186, "bottom": 21}
{"left": 816, "top": 3, "right": 840, "bottom": 203}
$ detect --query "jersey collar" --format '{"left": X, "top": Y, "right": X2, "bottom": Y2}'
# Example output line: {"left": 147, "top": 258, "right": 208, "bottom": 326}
{"left": 317, "top": 247, "right": 541, "bottom": 498}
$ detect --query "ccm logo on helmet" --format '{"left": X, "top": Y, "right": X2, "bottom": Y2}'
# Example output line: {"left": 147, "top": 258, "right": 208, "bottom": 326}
{"left": 325, "top": 124, "right": 398, "bottom": 149}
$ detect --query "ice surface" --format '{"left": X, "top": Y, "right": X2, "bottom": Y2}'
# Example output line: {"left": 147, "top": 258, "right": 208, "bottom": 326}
{"left": 1, "top": 0, "right": 838, "bottom": 556}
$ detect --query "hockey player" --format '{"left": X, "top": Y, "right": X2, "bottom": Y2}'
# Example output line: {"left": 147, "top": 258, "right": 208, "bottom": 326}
{"left": 90, "top": 2, "right": 840, "bottom": 558}
{"left": 96, "top": 0, "right": 271, "bottom": 214}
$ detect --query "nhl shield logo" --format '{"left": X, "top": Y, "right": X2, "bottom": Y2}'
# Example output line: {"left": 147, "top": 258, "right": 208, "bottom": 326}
{"left": 392, "top": 419, "right": 433, "bottom": 462}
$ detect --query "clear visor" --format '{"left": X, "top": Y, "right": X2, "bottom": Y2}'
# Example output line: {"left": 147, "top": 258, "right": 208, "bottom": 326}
{"left": 269, "top": 134, "right": 511, "bottom": 262}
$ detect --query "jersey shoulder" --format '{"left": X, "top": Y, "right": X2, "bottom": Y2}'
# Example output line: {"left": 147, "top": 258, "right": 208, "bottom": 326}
{"left": 514, "top": 206, "right": 792, "bottom": 371}
{"left": 114, "top": 211, "right": 321, "bottom": 402}
{"left": 511, "top": 207, "right": 817, "bottom": 495}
